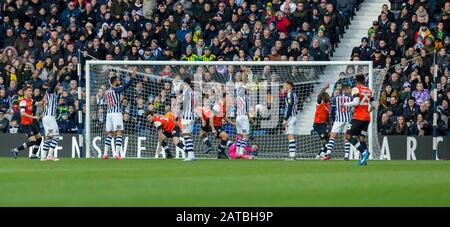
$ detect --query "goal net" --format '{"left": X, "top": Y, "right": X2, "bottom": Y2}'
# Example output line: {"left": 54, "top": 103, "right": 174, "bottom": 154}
{"left": 85, "top": 61, "right": 380, "bottom": 159}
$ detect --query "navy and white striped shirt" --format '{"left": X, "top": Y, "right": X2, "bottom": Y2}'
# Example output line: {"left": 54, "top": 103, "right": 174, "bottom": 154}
{"left": 181, "top": 87, "right": 195, "bottom": 120}
{"left": 236, "top": 95, "right": 249, "bottom": 117}
{"left": 105, "top": 78, "right": 134, "bottom": 114}
{"left": 43, "top": 77, "right": 59, "bottom": 117}
{"left": 284, "top": 91, "right": 298, "bottom": 120}
{"left": 330, "top": 94, "right": 353, "bottom": 123}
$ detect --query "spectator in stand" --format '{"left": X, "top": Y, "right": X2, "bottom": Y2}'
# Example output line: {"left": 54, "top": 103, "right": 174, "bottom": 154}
{"left": 379, "top": 112, "right": 394, "bottom": 135}
{"left": 314, "top": 26, "right": 332, "bottom": 57}
{"left": 0, "top": 109, "right": 9, "bottom": 133}
{"left": 389, "top": 72, "right": 404, "bottom": 92}
{"left": 410, "top": 113, "right": 432, "bottom": 136}
{"left": 420, "top": 100, "right": 433, "bottom": 122}
{"left": 403, "top": 97, "right": 420, "bottom": 124}
{"left": 437, "top": 99, "right": 449, "bottom": 133}
{"left": 358, "top": 37, "right": 373, "bottom": 61}
{"left": 7, "top": 119, "right": 20, "bottom": 134}
{"left": 411, "top": 82, "right": 431, "bottom": 106}
{"left": 380, "top": 84, "right": 398, "bottom": 109}
{"left": 309, "top": 38, "right": 327, "bottom": 61}
{"left": 58, "top": 112, "right": 78, "bottom": 133}
{"left": 389, "top": 0, "right": 404, "bottom": 12}
{"left": 392, "top": 115, "right": 410, "bottom": 135}
{"left": 268, "top": 11, "right": 291, "bottom": 34}
{"left": 387, "top": 95, "right": 403, "bottom": 118}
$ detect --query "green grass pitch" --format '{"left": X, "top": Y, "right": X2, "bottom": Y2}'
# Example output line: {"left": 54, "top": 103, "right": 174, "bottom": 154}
{"left": 1, "top": 158, "right": 449, "bottom": 206}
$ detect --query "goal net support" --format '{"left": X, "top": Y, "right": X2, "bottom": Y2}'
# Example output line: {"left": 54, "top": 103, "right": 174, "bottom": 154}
{"left": 85, "top": 61, "right": 379, "bottom": 159}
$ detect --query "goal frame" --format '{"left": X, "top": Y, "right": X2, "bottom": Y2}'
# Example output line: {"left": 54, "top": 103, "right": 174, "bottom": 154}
{"left": 85, "top": 60, "right": 374, "bottom": 158}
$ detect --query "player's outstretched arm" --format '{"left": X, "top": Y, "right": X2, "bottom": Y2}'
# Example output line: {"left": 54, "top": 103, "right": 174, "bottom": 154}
{"left": 48, "top": 75, "right": 59, "bottom": 94}
{"left": 35, "top": 100, "right": 45, "bottom": 107}
{"left": 114, "top": 76, "right": 135, "bottom": 93}
{"left": 317, "top": 84, "right": 330, "bottom": 104}
{"left": 329, "top": 97, "right": 336, "bottom": 123}
{"left": 20, "top": 111, "right": 40, "bottom": 120}
{"left": 344, "top": 97, "right": 360, "bottom": 107}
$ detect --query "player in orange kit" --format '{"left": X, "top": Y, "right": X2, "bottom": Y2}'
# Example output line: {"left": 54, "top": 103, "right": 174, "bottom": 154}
{"left": 313, "top": 84, "right": 331, "bottom": 159}
{"left": 344, "top": 74, "right": 375, "bottom": 165}
{"left": 195, "top": 88, "right": 234, "bottom": 159}
{"left": 147, "top": 111, "right": 186, "bottom": 159}
{"left": 9, "top": 86, "right": 42, "bottom": 159}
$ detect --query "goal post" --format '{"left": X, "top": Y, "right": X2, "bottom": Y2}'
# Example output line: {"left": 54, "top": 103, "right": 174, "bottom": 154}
{"left": 85, "top": 60, "right": 379, "bottom": 159}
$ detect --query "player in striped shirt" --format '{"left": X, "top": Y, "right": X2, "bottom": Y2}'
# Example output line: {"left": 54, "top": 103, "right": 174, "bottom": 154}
{"left": 180, "top": 77, "right": 196, "bottom": 161}
{"left": 235, "top": 86, "right": 250, "bottom": 159}
{"left": 323, "top": 84, "right": 353, "bottom": 161}
{"left": 103, "top": 73, "right": 134, "bottom": 160}
{"left": 312, "top": 84, "right": 331, "bottom": 159}
{"left": 344, "top": 74, "right": 375, "bottom": 165}
{"left": 282, "top": 81, "right": 298, "bottom": 160}
{"left": 41, "top": 75, "right": 60, "bottom": 161}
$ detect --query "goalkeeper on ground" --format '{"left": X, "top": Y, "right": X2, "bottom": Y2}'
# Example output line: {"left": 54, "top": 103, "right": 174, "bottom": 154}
{"left": 197, "top": 88, "right": 234, "bottom": 159}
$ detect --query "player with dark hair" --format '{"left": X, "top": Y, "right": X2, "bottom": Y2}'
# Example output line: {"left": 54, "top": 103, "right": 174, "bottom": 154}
{"left": 282, "top": 80, "right": 299, "bottom": 160}
{"left": 9, "top": 87, "right": 42, "bottom": 159}
{"left": 344, "top": 74, "right": 375, "bottom": 165}
{"left": 199, "top": 88, "right": 234, "bottom": 159}
{"left": 313, "top": 84, "right": 331, "bottom": 159}
{"left": 103, "top": 72, "right": 135, "bottom": 159}
{"left": 197, "top": 89, "right": 216, "bottom": 154}
{"left": 147, "top": 111, "right": 185, "bottom": 159}
{"left": 323, "top": 84, "right": 353, "bottom": 161}
{"left": 235, "top": 86, "right": 251, "bottom": 159}
{"left": 180, "top": 77, "right": 196, "bottom": 161}
{"left": 41, "top": 75, "right": 61, "bottom": 161}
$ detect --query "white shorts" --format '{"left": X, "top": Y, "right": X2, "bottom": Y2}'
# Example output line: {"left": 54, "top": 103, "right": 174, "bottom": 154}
{"left": 42, "top": 116, "right": 59, "bottom": 137}
{"left": 106, "top": 113, "right": 124, "bottom": 132}
{"left": 286, "top": 117, "right": 297, "bottom": 135}
{"left": 236, "top": 115, "right": 250, "bottom": 134}
{"left": 331, "top": 121, "right": 351, "bottom": 133}
{"left": 181, "top": 119, "right": 194, "bottom": 134}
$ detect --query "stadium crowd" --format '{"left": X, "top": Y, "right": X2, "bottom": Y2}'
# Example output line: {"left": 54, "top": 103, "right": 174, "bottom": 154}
{"left": 0, "top": 0, "right": 363, "bottom": 134}
{"left": 0, "top": 0, "right": 448, "bottom": 137}
{"left": 343, "top": 0, "right": 450, "bottom": 136}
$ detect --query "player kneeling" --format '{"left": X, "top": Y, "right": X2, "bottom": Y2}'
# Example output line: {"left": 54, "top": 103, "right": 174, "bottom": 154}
{"left": 147, "top": 112, "right": 185, "bottom": 159}
{"left": 198, "top": 89, "right": 234, "bottom": 159}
